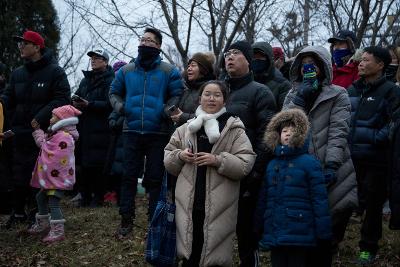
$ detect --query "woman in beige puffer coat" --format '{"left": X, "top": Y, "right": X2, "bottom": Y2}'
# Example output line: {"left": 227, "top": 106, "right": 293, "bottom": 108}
{"left": 164, "top": 81, "right": 256, "bottom": 267}
{"left": 283, "top": 46, "right": 358, "bottom": 264}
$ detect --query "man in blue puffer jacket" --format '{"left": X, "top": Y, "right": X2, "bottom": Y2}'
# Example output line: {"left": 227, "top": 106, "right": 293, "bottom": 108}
{"left": 109, "top": 27, "right": 183, "bottom": 239}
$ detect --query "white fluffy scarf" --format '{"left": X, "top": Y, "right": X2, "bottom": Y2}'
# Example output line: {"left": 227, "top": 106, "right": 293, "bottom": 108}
{"left": 187, "top": 106, "right": 226, "bottom": 144}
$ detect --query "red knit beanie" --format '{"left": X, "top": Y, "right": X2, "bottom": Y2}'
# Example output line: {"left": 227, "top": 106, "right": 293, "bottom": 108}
{"left": 52, "top": 105, "right": 82, "bottom": 120}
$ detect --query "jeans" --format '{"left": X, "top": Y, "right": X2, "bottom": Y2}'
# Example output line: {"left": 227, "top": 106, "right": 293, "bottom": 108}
{"left": 119, "top": 132, "right": 168, "bottom": 220}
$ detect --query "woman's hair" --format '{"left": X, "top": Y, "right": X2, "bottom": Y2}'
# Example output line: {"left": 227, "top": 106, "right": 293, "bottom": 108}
{"left": 198, "top": 80, "right": 229, "bottom": 100}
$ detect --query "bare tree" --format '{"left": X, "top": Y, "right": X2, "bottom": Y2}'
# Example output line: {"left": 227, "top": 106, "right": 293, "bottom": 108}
{"left": 320, "top": 0, "right": 400, "bottom": 47}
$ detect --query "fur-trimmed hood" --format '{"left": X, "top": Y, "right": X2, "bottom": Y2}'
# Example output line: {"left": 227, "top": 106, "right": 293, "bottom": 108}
{"left": 264, "top": 108, "right": 309, "bottom": 151}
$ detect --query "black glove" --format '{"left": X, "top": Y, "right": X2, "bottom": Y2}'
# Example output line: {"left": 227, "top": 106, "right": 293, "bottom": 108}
{"left": 324, "top": 168, "right": 337, "bottom": 187}
{"left": 293, "top": 79, "right": 319, "bottom": 108}
{"left": 324, "top": 161, "right": 339, "bottom": 187}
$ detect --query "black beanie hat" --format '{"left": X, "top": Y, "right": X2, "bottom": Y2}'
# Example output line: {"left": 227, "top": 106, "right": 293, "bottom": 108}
{"left": 227, "top": 40, "right": 253, "bottom": 64}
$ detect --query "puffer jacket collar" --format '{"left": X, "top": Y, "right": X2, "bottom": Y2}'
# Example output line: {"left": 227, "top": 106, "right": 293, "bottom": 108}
{"left": 226, "top": 72, "right": 253, "bottom": 91}
{"left": 352, "top": 75, "right": 387, "bottom": 94}
{"left": 274, "top": 139, "right": 309, "bottom": 157}
{"left": 24, "top": 48, "right": 55, "bottom": 72}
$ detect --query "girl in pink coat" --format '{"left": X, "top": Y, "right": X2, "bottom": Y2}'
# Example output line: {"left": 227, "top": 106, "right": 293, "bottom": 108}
{"left": 28, "top": 105, "right": 81, "bottom": 243}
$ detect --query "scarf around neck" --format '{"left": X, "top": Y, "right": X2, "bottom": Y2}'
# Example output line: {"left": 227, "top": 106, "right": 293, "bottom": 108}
{"left": 187, "top": 106, "right": 227, "bottom": 144}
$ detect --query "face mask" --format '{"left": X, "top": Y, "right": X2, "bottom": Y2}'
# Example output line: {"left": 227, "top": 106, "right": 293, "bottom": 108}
{"left": 302, "top": 63, "right": 318, "bottom": 90}
{"left": 137, "top": 45, "right": 160, "bottom": 69}
{"left": 332, "top": 48, "right": 352, "bottom": 68}
{"left": 251, "top": 59, "right": 267, "bottom": 74}
{"left": 385, "top": 64, "right": 399, "bottom": 81}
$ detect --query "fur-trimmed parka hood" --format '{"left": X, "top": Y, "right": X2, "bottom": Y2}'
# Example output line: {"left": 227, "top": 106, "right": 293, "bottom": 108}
{"left": 264, "top": 108, "right": 309, "bottom": 152}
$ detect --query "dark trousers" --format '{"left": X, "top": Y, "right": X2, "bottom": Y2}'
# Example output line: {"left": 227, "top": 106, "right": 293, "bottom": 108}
{"left": 355, "top": 163, "right": 387, "bottom": 254}
{"left": 119, "top": 132, "right": 168, "bottom": 220}
{"left": 11, "top": 145, "right": 38, "bottom": 220}
{"left": 182, "top": 209, "right": 205, "bottom": 267}
{"left": 270, "top": 246, "right": 307, "bottom": 267}
{"left": 81, "top": 166, "right": 105, "bottom": 206}
{"left": 236, "top": 191, "right": 259, "bottom": 267}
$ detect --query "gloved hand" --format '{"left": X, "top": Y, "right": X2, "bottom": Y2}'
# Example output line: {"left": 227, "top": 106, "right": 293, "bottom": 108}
{"left": 324, "top": 161, "right": 339, "bottom": 187}
{"left": 324, "top": 168, "right": 337, "bottom": 187}
{"left": 293, "top": 79, "right": 319, "bottom": 108}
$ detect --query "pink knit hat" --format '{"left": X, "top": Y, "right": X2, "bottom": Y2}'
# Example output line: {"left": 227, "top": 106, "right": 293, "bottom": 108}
{"left": 52, "top": 105, "right": 82, "bottom": 120}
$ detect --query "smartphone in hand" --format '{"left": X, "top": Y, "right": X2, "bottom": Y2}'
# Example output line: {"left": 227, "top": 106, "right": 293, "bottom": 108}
{"left": 168, "top": 105, "right": 178, "bottom": 115}
{"left": 2, "top": 130, "right": 15, "bottom": 139}
{"left": 72, "top": 94, "right": 84, "bottom": 102}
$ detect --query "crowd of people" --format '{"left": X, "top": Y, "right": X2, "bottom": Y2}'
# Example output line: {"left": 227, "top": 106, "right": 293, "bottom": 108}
{"left": 0, "top": 26, "right": 400, "bottom": 267}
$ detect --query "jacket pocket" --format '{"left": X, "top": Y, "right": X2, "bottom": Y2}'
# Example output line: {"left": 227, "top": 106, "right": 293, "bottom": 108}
{"left": 285, "top": 208, "right": 312, "bottom": 236}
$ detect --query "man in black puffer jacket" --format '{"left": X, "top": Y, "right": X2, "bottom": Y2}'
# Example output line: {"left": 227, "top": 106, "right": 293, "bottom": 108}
{"left": 224, "top": 40, "right": 277, "bottom": 267}
{"left": 252, "top": 41, "right": 291, "bottom": 110}
{"left": 73, "top": 49, "right": 114, "bottom": 207}
{"left": 348, "top": 46, "right": 400, "bottom": 264}
{"left": 0, "top": 30, "right": 70, "bottom": 228}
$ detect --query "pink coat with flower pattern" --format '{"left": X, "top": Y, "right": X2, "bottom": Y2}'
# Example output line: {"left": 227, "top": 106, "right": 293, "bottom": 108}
{"left": 30, "top": 119, "right": 79, "bottom": 190}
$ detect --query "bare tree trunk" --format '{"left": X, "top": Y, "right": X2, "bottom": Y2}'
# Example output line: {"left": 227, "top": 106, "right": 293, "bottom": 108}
{"left": 303, "top": 0, "right": 310, "bottom": 46}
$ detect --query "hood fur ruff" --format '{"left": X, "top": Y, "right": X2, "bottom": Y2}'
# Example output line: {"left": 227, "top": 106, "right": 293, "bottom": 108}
{"left": 264, "top": 108, "right": 309, "bottom": 151}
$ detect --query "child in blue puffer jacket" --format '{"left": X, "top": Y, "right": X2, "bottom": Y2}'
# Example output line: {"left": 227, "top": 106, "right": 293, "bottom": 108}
{"left": 254, "top": 108, "right": 332, "bottom": 267}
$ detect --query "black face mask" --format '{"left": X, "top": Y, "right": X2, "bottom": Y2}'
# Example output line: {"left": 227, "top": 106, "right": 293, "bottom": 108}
{"left": 385, "top": 64, "right": 399, "bottom": 81}
{"left": 251, "top": 59, "right": 267, "bottom": 74}
{"left": 137, "top": 45, "right": 160, "bottom": 70}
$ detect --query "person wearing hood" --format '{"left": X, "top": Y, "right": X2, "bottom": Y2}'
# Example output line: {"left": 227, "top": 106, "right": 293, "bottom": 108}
{"left": 283, "top": 46, "right": 357, "bottom": 266}
{"left": 328, "top": 30, "right": 360, "bottom": 89}
{"left": 73, "top": 49, "right": 114, "bottom": 207}
{"left": 164, "top": 80, "right": 256, "bottom": 267}
{"left": 254, "top": 109, "right": 331, "bottom": 267}
{"left": 0, "top": 30, "right": 71, "bottom": 229}
{"left": 347, "top": 46, "right": 400, "bottom": 264}
{"left": 170, "top": 52, "right": 216, "bottom": 126}
{"left": 252, "top": 42, "right": 291, "bottom": 110}
{"left": 109, "top": 27, "right": 183, "bottom": 239}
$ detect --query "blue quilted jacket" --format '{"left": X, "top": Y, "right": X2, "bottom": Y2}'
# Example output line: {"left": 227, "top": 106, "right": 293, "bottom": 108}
{"left": 109, "top": 56, "right": 183, "bottom": 134}
{"left": 255, "top": 142, "right": 332, "bottom": 248}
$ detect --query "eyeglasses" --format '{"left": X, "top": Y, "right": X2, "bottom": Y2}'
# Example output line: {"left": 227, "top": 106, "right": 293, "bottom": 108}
{"left": 138, "top": 36, "right": 159, "bottom": 45}
{"left": 223, "top": 49, "right": 242, "bottom": 58}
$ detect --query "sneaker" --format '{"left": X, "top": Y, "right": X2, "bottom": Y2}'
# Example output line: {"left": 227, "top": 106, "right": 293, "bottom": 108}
{"left": 358, "top": 251, "right": 376, "bottom": 265}
{"left": 3, "top": 213, "right": 27, "bottom": 229}
{"left": 70, "top": 192, "right": 82, "bottom": 203}
{"left": 349, "top": 211, "right": 363, "bottom": 224}
{"left": 104, "top": 191, "right": 117, "bottom": 204}
{"left": 116, "top": 216, "right": 133, "bottom": 239}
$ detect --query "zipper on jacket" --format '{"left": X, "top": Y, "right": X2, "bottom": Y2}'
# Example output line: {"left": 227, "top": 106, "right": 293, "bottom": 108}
{"left": 141, "top": 72, "right": 147, "bottom": 132}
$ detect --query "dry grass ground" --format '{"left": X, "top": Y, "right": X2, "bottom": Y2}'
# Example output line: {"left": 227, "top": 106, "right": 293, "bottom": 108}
{"left": 1, "top": 196, "right": 400, "bottom": 266}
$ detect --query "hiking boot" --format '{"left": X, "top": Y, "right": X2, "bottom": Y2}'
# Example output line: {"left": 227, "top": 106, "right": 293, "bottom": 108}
{"left": 27, "top": 213, "right": 50, "bottom": 236}
{"left": 3, "top": 213, "right": 27, "bottom": 229}
{"left": 358, "top": 251, "right": 376, "bottom": 265}
{"left": 116, "top": 215, "right": 133, "bottom": 239}
{"left": 42, "top": 219, "right": 65, "bottom": 244}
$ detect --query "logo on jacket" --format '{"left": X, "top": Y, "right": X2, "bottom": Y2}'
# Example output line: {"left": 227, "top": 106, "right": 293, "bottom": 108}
{"left": 37, "top": 83, "right": 45, "bottom": 87}
{"left": 366, "top": 97, "right": 375, "bottom": 101}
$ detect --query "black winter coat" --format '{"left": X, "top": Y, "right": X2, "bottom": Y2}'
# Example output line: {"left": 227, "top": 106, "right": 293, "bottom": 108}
{"left": 75, "top": 66, "right": 114, "bottom": 167}
{"left": 226, "top": 73, "right": 277, "bottom": 184}
{"left": 348, "top": 77, "right": 400, "bottom": 165}
{"left": 389, "top": 115, "right": 400, "bottom": 229}
{"left": 103, "top": 110, "right": 124, "bottom": 177}
{"left": 1, "top": 48, "right": 71, "bottom": 148}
